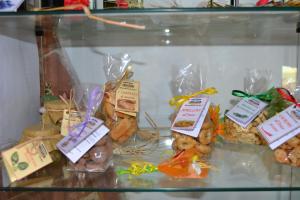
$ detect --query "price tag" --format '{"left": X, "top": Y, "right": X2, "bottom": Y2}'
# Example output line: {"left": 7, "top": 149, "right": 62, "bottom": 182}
{"left": 226, "top": 97, "right": 268, "bottom": 128}
{"left": 171, "top": 96, "right": 210, "bottom": 138}
{"left": 57, "top": 117, "right": 109, "bottom": 163}
{"left": 2, "top": 142, "right": 53, "bottom": 182}
{"left": 258, "top": 105, "right": 300, "bottom": 150}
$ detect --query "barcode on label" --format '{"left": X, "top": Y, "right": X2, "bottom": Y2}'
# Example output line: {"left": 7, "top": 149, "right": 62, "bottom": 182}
{"left": 38, "top": 143, "right": 48, "bottom": 159}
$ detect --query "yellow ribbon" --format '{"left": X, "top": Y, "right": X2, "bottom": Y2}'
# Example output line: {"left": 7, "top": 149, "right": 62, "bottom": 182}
{"left": 169, "top": 87, "right": 218, "bottom": 109}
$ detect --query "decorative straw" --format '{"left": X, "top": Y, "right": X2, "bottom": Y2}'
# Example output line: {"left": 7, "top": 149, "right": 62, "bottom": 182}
{"left": 34, "top": 4, "right": 146, "bottom": 30}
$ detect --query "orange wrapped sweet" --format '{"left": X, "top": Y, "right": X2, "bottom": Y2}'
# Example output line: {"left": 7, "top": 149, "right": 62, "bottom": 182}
{"left": 158, "top": 148, "right": 209, "bottom": 178}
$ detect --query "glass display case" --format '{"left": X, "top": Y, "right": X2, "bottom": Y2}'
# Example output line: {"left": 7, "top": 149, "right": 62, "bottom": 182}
{"left": 1, "top": 7, "right": 300, "bottom": 200}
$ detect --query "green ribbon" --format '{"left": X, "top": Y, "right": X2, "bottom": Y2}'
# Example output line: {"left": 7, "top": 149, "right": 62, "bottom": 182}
{"left": 231, "top": 87, "right": 274, "bottom": 102}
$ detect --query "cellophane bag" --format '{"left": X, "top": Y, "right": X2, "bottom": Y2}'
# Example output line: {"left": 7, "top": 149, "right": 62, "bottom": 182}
{"left": 224, "top": 69, "right": 289, "bottom": 145}
{"left": 170, "top": 64, "right": 219, "bottom": 157}
{"left": 273, "top": 87, "right": 300, "bottom": 167}
{"left": 101, "top": 53, "right": 138, "bottom": 144}
{"left": 67, "top": 85, "right": 113, "bottom": 172}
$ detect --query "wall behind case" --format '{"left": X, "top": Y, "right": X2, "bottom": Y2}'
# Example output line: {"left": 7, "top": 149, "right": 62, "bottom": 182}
{"left": 64, "top": 45, "right": 297, "bottom": 128}
{"left": 0, "top": 31, "right": 40, "bottom": 147}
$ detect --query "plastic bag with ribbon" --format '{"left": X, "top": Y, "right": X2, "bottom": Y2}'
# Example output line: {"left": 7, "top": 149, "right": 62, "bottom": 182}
{"left": 169, "top": 64, "right": 221, "bottom": 157}
{"left": 272, "top": 88, "right": 300, "bottom": 167}
{"left": 101, "top": 53, "right": 139, "bottom": 144}
{"left": 224, "top": 69, "right": 289, "bottom": 145}
{"left": 67, "top": 85, "right": 113, "bottom": 172}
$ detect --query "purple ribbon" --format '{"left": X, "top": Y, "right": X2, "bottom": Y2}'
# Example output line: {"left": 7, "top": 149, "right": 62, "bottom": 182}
{"left": 69, "top": 86, "right": 103, "bottom": 138}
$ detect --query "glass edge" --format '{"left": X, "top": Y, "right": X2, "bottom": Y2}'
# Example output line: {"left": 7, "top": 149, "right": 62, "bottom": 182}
{"left": 1, "top": 7, "right": 300, "bottom": 16}
{"left": 1, "top": 187, "right": 300, "bottom": 192}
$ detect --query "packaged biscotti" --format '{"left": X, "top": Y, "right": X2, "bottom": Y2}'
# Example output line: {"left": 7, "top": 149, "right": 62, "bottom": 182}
{"left": 57, "top": 85, "right": 113, "bottom": 172}
{"left": 101, "top": 54, "right": 139, "bottom": 144}
{"left": 169, "top": 64, "right": 221, "bottom": 157}
{"left": 257, "top": 88, "right": 300, "bottom": 167}
{"left": 224, "top": 69, "right": 289, "bottom": 145}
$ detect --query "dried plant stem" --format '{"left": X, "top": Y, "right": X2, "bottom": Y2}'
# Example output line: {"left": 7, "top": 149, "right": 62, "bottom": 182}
{"left": 35, "top": 4, "right": 145, "bottom": 30}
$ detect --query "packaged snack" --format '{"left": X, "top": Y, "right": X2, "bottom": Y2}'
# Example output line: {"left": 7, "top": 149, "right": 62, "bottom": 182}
{"left": 169, "top": 64, "right": 219, "bottom": 156}
{"left": 158, "top": 147, "right": 214, "bottom": 178}
{"left": 62, "top": 85, "right": 113, "bottom": 172}
{"left": 224, "top": 69, "right": 289, "bottom": 145}
{"left": 101, "top": 54, "right": 139, "bottom": 144}
{"left": 42, "top": 99, "right": 75, "bottom": 128}
{"left": 67, "top": 135, "right": 113, "bottom": 172}
{"left": 19, "top": 124, "right": 60, "bottom": 152}
{"left": 259, "top": 88, "right": 300, "bottom": 167}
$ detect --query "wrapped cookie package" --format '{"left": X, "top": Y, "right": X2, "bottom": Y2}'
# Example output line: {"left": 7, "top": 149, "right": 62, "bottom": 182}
{"left": 274, "top": 136, "right": 300, "bottom": 167}
{"left": 68, "top": 135, "right": 113, "bottom": 172}
{"left": 224, "top": 69, "right": 289, "bottom": 145}
{"left": 169, "top": 64, "right": 219, "bottom": 157}
{"left": 172, "top": 114, "right": 215, "bottom": 156}
{"left": 65, "top": 85, "right": 113, "bottom": 172}
{"left": 269, "top": 88, "right": 300, "bottom": 167}
{"left": 101, "top": 54, "right": 139, "bottom": 144}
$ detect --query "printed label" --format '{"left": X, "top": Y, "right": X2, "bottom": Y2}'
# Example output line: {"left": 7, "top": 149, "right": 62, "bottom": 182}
{"left": 171, "top": 96, "right": 210, "bottom": 138}
{"left": 258, "top": 105, "right": 300, "bottom": 149}
{"left": 57, "top": 117, "right": 109, "bottom": 163}
{"left": 115, "top": 80, "right": 139, "bottom": 116}
{"left": 226, "top": 97, "right": 268, "bottom": 128}
{"left": 2, "top": 142, "right": 53, "bottom": 182}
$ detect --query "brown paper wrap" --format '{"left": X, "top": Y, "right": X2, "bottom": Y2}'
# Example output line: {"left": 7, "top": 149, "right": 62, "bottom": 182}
{"left": 43, "top": 99, "right": 75, "bottom": 127}
{"left": 20, "top": 124, "right": 62, "bottom": 153}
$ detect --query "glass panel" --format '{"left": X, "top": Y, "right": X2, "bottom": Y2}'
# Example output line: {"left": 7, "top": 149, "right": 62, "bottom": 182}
{"left": 1, "top": 9, "right": 300, "bottom": 193}
{"left": 57, "top": 11, "right": 300, "bottom": 46}
{"left": 0, "top": 9, "right": 300, "bottom": 45}
{"left": 0, "top": 130, "right": 299, "bottom": 192}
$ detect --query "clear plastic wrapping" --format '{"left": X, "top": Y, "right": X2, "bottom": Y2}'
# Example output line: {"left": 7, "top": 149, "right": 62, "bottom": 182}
{"left": 101, "top": 53, "right": 138, "bottom": 144}
{"left": 170, "top": 63, "right": 204, "bottom": 96}
{"left": 243, "top": 68, "right": 272, "bottom": 95}
{"left": 68, "top": 135, "right": 113, "bottom": 172}
{"left": 67, "top": 85, "right": 113, "bottom": 172}
{"left": 224, "top": 69, "right": 273, "bottom": 145}
{"left": 273, "top": 88, "right": 300, "bottom": 167}
{"left": 170, "top": 64, "right": 217, "bottom": 156}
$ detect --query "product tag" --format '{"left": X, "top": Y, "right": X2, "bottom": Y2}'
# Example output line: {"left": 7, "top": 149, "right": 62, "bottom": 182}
{"left": 57, "top": 117, "right": 109, "bottom": 163}
{"left": 226, "top": 97, "right": 268, "bottom": 128}
{"left": 2, "top": 142, "right": 53, "bottom": 182}
{"left": 60, "top": 110, "right": 83, "bottom": 136}
{"left": 115, "top": 80, "right": 139, "bottom": 116}
{"left": 258, "top": 105, "right": 300, "bottom": 149}
{"left": 171, "top": 96, "right": 210, "bottom": 137}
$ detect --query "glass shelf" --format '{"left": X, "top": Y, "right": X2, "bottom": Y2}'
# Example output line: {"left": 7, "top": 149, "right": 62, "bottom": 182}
{"left": 1, "top": 129, "right": 300, "bottom": 192}
{"left": 1, "top": 8, "right": 300, "bottom": 46}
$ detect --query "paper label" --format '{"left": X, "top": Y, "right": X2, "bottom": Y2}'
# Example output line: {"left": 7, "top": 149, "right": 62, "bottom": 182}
{"left": 115, "top": 80, "right": 139, "bottom": 116}
{"left": 258, "top": 105, "right": 300, "bottom": 149}
{"left": 226, "top": 97, "right": 268, "bottom": 128}
{"left": 0, "top": 0, "right": 24, "bottom": 12}
{"left": 2, "top": 142, "right": 53, "bottom": 182}
{"left": 57, "top": 117, "right": 109, "bottom": 163}
{"left": 61, "top": 110, "right": 83, "bottom": 136}
{"left": 171, "top": 96, "right": 210, "bottom": 138}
